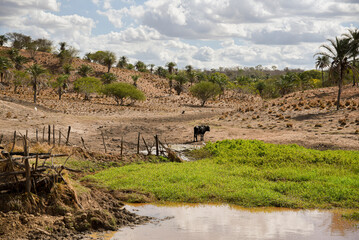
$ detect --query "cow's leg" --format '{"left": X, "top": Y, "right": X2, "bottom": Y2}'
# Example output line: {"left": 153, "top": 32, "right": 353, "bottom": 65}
{"left": 194, "top": 133, "right": 197, "bottom": 142}
{"left": 200, "top": 134, "right": 204, "bottom": 141}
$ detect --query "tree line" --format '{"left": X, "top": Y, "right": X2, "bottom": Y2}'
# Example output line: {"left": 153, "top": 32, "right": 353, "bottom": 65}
{"left": 0, "top": 29, "right": 358, "bottom": 108}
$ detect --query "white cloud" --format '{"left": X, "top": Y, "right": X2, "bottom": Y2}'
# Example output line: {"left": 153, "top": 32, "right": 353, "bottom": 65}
{"left": 0, "top": 0, "right": 358, "bottom": 70}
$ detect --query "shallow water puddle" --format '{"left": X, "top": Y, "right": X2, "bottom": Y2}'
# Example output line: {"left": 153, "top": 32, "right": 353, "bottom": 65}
{"left": 95, "top": 203, "right": 359, "bottom": 240}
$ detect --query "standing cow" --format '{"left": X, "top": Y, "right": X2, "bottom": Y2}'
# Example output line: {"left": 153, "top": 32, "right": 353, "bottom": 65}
{"left": 194, "top": 125, "right": 210, "bottom": 142}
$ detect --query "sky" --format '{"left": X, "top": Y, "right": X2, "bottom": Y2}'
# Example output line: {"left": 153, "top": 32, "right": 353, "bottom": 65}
{"left": 0, "top": 0, "right": 358, "bottom": 70}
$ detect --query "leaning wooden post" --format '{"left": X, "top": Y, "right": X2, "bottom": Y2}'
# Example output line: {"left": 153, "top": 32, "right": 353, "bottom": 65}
{"left": 142, "top": 137, "right": 150, "bottom": 155}
{"left": 66, "top": 126, "right": 71, "bottom": 146}
{"left": 53, "top": 125, "right": 55, "bottom": 146}
{"left": 81, "top": 137, "right": 87, "bottom": 150}
{"left": 36, "top": 129, "right": 38, "bottom": 143}
{"left": 101, "top": 131, "right": 107, "bottom": 153}
{"left": 23, "top": 135, "right": 28, "bottom": 156}
{"left": 58, "top": 129, "right": 61, "bottom": 146}
{"left": 25, "top": 158, "right": 31, "bottom": 194}
{"left": 120, "top": 136, "right": 124, "bottom": 160}
{"left": 155, "top": 135, "right": 159, "bottom": 156}
{"left": 48, "top": 125, "right": 51, "bottom": 145}
{"left": 42, "top": 126, "right": 45, "bottom": 142}
{"left": 137, "top": 132, "right": 140, "bottom": 154}
{"left": 10, "top": 131, "right": 16, "bottom": 153}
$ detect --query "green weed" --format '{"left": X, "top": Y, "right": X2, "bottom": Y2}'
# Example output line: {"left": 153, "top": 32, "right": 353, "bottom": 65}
{"left": 83, "top": 139, "right": 359, "bottom": 209}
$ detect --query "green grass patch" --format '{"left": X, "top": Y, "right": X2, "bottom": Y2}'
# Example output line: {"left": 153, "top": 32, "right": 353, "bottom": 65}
{"left": 83, "top": 139, "right": 359, "bottom": 209}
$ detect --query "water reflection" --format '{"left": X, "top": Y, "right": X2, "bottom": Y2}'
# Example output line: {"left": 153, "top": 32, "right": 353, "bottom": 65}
{"left": 104, "top": 204, "right": 359, "bottom": 240}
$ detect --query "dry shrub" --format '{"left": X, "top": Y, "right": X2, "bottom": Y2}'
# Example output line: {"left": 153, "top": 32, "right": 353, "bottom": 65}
{"left": 315, "top": 124, "right": 323, "bottom": 128}
{"left": 338, "top": 118, "right": 347, "bottom": 126}
{"left": 345, "top": 100, "right": 351, "bottom": 107}
{"left": 279, "top": 106, "right": 285, "bottom": 112}
{"left": 286, "top": 123, "right": 293, "bottom": 128}
{"left": 355, "top": 129, "right": 359, "bottom": 134}
{"left": 304, "top": 105, "right": 310, "bottom": 109}
{"left": 268, "top": 110, "right": 272, "bottom": 114}
{"left": 298, "top": 101, "right": 304, "bottom": 107}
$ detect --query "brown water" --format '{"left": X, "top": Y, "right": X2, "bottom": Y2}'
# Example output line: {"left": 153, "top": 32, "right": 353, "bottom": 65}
{"left": 93, "top": 204, "right": 359, "bottom": 240}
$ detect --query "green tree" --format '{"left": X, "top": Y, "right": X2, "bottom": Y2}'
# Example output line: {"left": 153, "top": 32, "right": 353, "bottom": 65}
{"left": 255, "top": 80, "right": 266, "bottom": 96}
{"left": 315, "top": 37, "right": 356, "bottom": 109}
{"left": 166, "top": 62, "right": 177, "bottom": 74}
{"left": 174, "top": 71, "right": 188, "bottom": 95}
{"left": 131, "top": 75, "right": 139, "bottom": 87}
{"left": 0, "top": 56, "right": 13, "bottom": 83}
{"left": 102, "top": 82, "right": 146, "bottom": 105}
{"left": 117, "top": 56, "right": 128, "bottom": 69}
{"left": 57, "top": 42, "right": 79, "bottom": 65}
{"left": 135, "top": 61, "right": 147, "bottom": 72}
{"left": 12, "top": 70, "right": 29, "bottom": 93}
{"left": 74, "top": 77, "right": 102, "bottom": 100}
{"left": 299, "top": 70, "right": 322, "bottom": 89}
{"left": 7, "top": 48, "right": 19, "bottom": 61}
{"left": 208, "top": 72, "right": 229, "bottom": 93}
{"left": 148, "top": 64, "right": 155, "bottom": 73}
{"left": 51, "top": 74, "right": 69, "bottom": 100}
{"left": 155, "top": 66, "right": 167, "bottom": 78}
{"left": 27, "top": 64, "right": 46, "bottom": 103}
{"left": 276, "top": 72, "right": 300, "bottom": 96}
{"left": 33, "top": 38, "right": 53, "bottom": 53}
{"left": 102, "top": 51, "right": 116, "bottom": 73}
{"left": 315, "top": 55, "right": 330, "bottom": 86}
{"left": 343, "top": 28, "right": 359, "bottom": 86}
{"left": 0, "top": 35, "right": 8, "bottom": 46}
{"left": 62, "top": 64, "right": 74, "bottom": 74}
{"left": 190, "top": 81, "right": 221, "bottom": 107}
{"left": 13, "top": 55, "right": 28, "bottom": 70}
{"left": 185, "top": 65, "right": 196, "bottom": 85}
{"left": 6, "top": 32, "right": 31, "bottom": 49}
{"left": 77, "top": 64, "right": 93, "bottom": 77}
{"left": 127, "top": 63, "right": 134, "bottom": 70}
{"left": 101, "top": 72, "right": 117, "bottom": 84}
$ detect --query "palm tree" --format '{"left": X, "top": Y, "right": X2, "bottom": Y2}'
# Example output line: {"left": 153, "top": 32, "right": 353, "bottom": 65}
{"left": 0, "top": 56, "right": 13, "bottom": 83}
{"left": 62, "top": 64, "right": 74, "bottom": 74}
{"left": 135, "top": 61, "right": 147, "bottom": 72}
{"left": 343, "top": 28, "right": 359, "bottom": 86}
{"left": 117, "top": 56, "right": 128, "bottom": 69}
{"left": 77, "top": 64, "right": 93, "bottom": 77}
{"left": 14, "top": 55, "right": 28, "bottom": 70}
{"left": 315, "top": 37, "right": 355, "bottom": 110}
{"left": 148, "top": 64, "right": 155, "bottom": 74}
{"left": 315, "top": 55, "right": 330, "bottom": 86}
{"left": 166, "top": 62, "right": 177, "bottom": 75}
{"left": 103, "top": 51, "right": 116, "bottom": 73}
{"left": 27, "top": 64, "right": 46, "bottom": 103}
{"left": 0, "top": 35, "right": 8, "bottom": 46}
{"left": 185, "top": 65, "right": 195, "bottom": 85}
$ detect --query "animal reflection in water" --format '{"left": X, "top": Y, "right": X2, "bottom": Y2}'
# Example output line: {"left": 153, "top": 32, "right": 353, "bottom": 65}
{"left": 194, "top": 125, "right": 210, "bottom": 142}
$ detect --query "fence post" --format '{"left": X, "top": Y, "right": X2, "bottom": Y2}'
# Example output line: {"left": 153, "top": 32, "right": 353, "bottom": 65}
{"left": 66, "top": 126, "right": 71, "bottom": 145}
{"left": 137, "top": 132, "right": 140, "bottom": 154}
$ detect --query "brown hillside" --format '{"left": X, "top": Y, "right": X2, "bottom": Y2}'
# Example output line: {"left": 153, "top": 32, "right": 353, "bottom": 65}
{"left": 0, "top": 46, "right": 359, "bottom": 151}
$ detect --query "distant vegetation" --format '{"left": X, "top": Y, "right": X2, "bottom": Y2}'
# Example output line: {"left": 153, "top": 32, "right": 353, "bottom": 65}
{"left": 85, "top": 139, "right": 359, "bottom": 208}
{"left": 0, "top": 28, "right": 358, "bottom": 107}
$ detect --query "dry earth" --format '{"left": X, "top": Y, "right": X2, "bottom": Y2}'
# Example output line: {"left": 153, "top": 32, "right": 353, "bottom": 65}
{"left": 1, "top": 84, "right": 359, "bottom": 152}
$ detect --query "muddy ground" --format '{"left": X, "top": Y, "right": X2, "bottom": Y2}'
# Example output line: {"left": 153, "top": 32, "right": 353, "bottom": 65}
{"left": 1, "top": 83, "right": 359, "bottom": 239}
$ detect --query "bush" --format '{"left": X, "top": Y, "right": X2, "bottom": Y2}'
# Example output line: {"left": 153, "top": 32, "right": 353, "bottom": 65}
{"left": 101, "top": 82, "right": 146, "bottom": 105}
{"left": 190, "top": 81, "right": 221, "bottom": 106}
{"left": 73, "top": 77, "right": 102, "bottom": 100}
{"left": 101, "top": 73, "right": 117, "bottom": 84}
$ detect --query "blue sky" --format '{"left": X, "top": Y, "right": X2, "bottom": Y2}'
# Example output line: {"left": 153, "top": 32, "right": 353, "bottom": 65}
{"left": 0, "top": 0, "right": 358, "bottom": 70}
